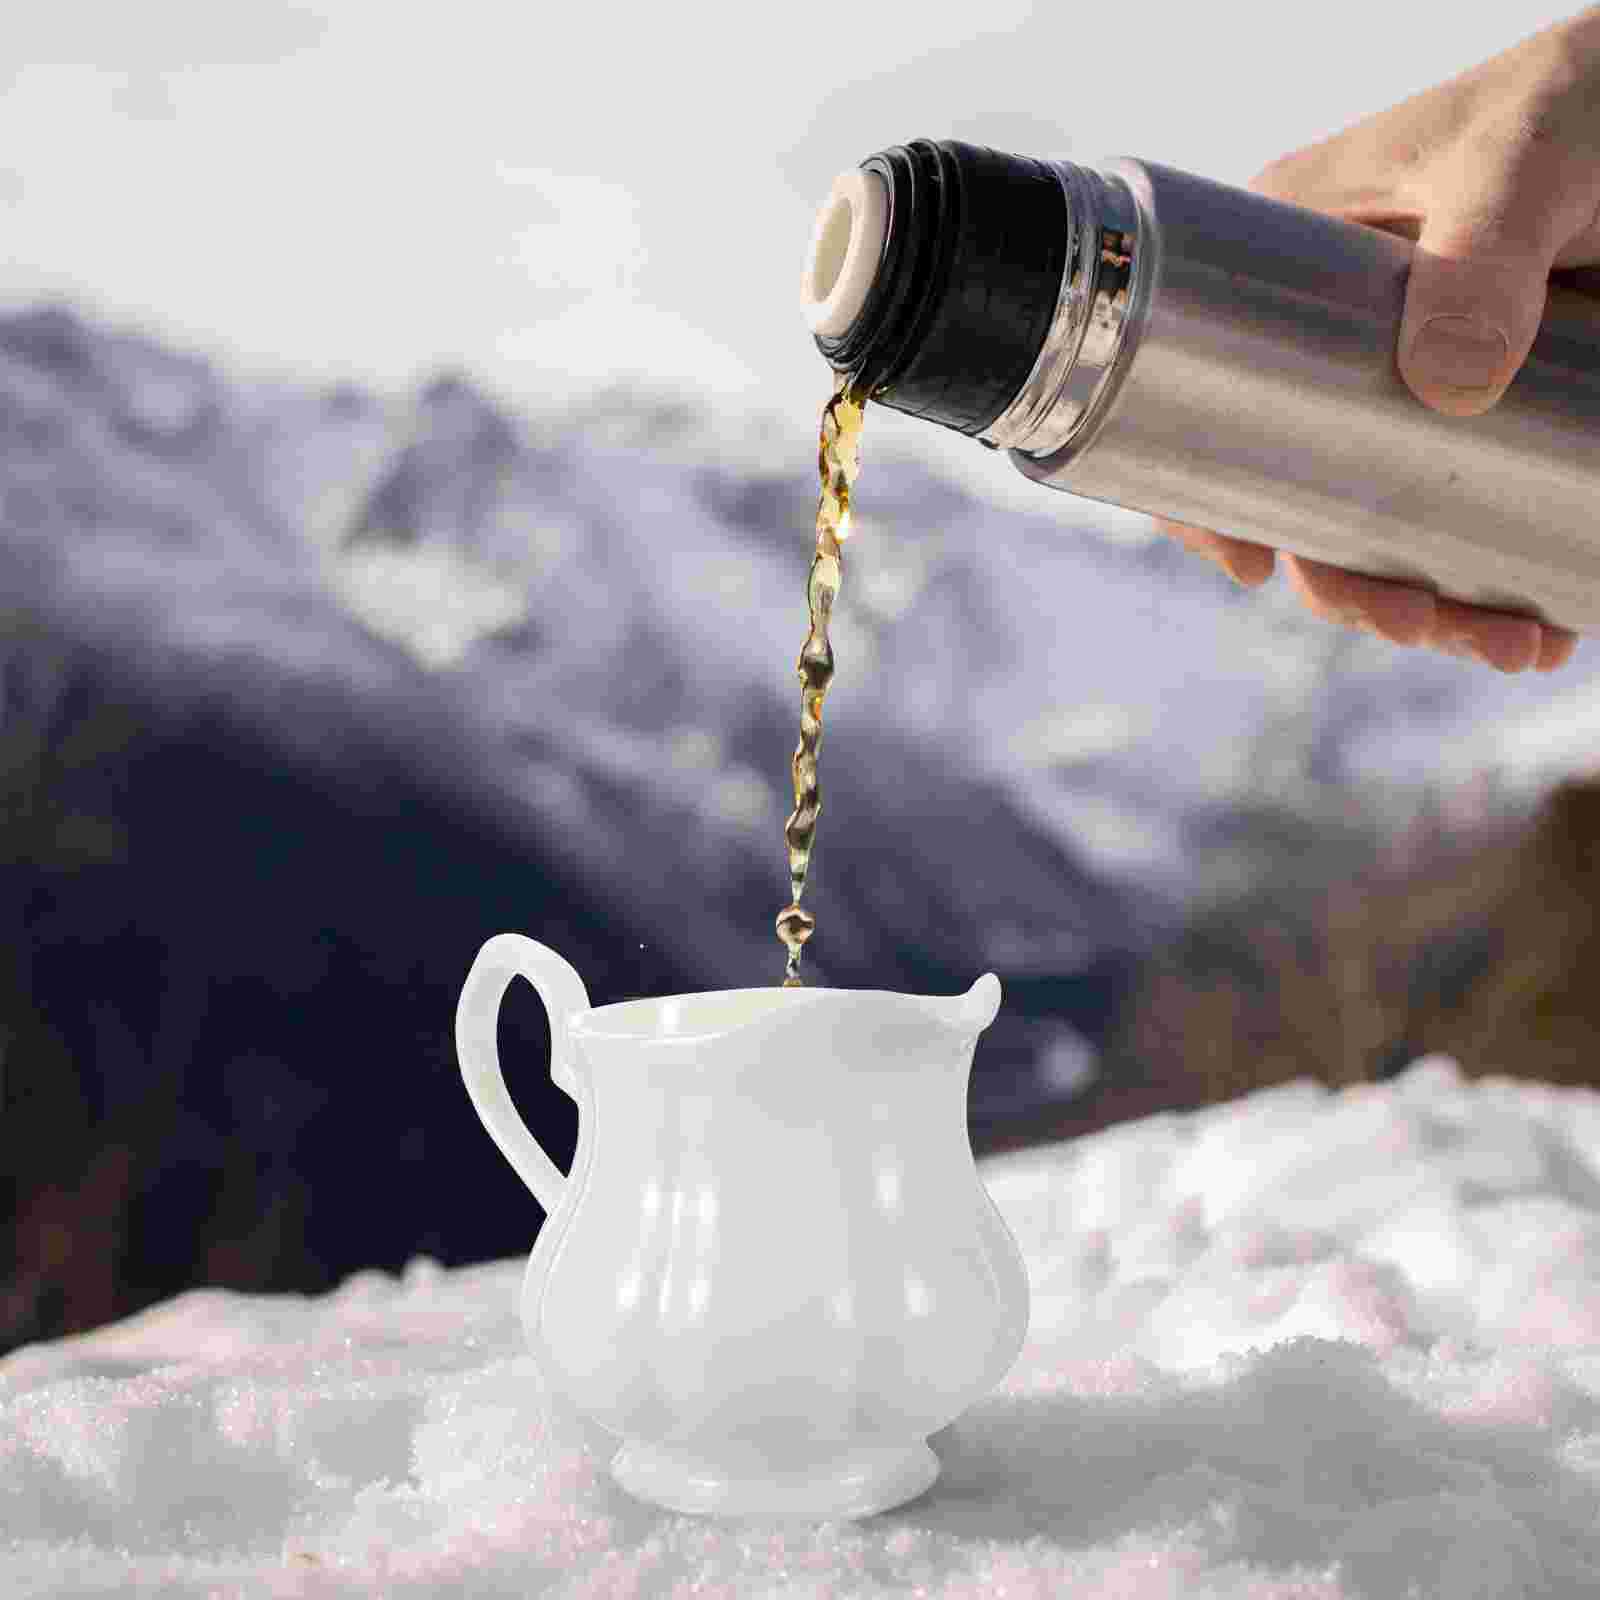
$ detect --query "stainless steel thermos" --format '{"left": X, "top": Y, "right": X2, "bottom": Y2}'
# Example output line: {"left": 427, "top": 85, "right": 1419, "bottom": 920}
{"left": 801, "top": 140, "right": 1600, "bottom": 631}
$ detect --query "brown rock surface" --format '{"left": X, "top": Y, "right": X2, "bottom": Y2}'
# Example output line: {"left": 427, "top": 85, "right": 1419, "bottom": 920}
{"left": 985, "top": 777, "right": 1600, "bottom": 1156}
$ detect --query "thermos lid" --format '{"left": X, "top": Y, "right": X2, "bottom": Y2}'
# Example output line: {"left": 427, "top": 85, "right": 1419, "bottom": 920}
{"left": 801, "top": 169, "right": 890, "bottom": 339}
{"left": 800, "top": 140, "right": 1070, "bottom": 438}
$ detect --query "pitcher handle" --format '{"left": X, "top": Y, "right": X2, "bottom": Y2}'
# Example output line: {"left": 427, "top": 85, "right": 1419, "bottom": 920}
{"left": 455, "top": 933, "right": 590, "bottom": 1219}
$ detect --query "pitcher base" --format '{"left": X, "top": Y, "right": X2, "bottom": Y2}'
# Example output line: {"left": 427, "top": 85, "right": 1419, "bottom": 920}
{"left": 610, "top": 1439, "right": 939, "bottom": 1519}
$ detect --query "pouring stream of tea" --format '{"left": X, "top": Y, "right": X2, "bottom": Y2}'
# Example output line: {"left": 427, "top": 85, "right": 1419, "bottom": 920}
{"left": 776, "top": 379, "right": 866, "bottom": 986}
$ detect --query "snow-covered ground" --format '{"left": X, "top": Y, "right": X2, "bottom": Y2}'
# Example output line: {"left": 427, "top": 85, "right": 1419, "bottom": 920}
{"left": 9, "top": 1053, "right": 1600, "bottom": 1598}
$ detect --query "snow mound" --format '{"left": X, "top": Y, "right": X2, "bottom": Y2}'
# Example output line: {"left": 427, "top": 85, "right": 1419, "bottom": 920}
{"left": 9, "top": 1056, "right": 1600, "bottom": 1596}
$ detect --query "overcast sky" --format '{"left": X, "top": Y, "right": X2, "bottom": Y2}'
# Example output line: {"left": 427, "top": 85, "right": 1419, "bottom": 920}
{"left": 0, "top": 1, "right": 1583, "bottom": 474}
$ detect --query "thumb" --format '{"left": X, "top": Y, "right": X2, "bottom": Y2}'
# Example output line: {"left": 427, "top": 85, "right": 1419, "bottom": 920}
{"left": 1398, "top": 169, "right": 1562, "bottom": 418}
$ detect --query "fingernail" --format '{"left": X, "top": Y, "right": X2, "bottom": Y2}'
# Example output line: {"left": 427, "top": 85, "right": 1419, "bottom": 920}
{"left": 1537, "top": 634, "right": 1578, "bottom": 672}
{"left": 1407, "top": 316, "right": 1508, "bottom": 391}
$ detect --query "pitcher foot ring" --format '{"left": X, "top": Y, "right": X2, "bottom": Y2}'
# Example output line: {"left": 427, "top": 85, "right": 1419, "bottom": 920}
{"left": 610, "top": 1439, "right": 939, "bottom": 1519}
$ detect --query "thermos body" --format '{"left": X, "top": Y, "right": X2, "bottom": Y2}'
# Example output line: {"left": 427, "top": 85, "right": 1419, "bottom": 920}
{"left": 805, "top": 142, "right": 1600, "bottom": 632}
{"left": 1014, "top": 159, "right": 1600, "bottom": 631}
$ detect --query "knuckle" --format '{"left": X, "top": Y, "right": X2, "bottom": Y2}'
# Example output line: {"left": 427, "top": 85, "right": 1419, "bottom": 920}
{"left": 1514, "top": 100, "right": 1565, "bottom": 146}
{"left": 1429, "top": 149, "right": 1569, "bottom": 259}
{"left": 1249, "top": 146, "right": 1325, "bottom": 200}
{"left": 1248, "top": 157, "right": 1297, "bottom": 199}
{"left": 1381, "top": 133, "right": 1432, "bottom": 175}
{"left": 1251, "top": 134, "right": 1422, "bottom": 226}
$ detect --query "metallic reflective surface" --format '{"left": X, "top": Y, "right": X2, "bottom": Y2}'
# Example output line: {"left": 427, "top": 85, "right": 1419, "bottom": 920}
{"left": 1000, "top": 157, "right": 1600, "bottom": 631}
{"left": 981, "top": 164, "right": 1143, "bottom": 456}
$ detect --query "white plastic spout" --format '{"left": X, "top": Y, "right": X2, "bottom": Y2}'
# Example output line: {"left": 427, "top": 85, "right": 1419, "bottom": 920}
{"left": 801, "top": 168, "right": 889, "bottom": 338}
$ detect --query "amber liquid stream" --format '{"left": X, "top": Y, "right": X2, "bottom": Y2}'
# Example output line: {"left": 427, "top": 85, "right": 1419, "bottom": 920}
{"left": 775, "top": 378, "right": 866, "bottom": 986}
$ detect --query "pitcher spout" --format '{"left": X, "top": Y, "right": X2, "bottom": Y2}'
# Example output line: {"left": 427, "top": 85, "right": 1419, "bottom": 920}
{"left": 948, "top": 972, "right": 1002, "bottom": 1035}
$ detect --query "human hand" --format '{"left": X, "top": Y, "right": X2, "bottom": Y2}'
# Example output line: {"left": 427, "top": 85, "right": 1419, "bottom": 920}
{"left": 1161, "top": 7, "right": 1600, "bottom": 673}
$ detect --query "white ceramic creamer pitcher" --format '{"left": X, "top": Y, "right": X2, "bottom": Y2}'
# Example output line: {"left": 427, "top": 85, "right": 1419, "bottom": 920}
{"left": 455, "top": 934, "right": 1031, "bottom": 1519}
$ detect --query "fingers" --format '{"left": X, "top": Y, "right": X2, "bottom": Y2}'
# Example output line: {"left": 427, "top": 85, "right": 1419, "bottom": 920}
{"left": 1160, "top": 521, "right": 1443, "bottom": 652}
{"left": 1420, "top": 594, "right": 1543, "bottom": 673}
{"left": 1283, "top": 554, "right": 1577, "bottom": 673}
{"left": 1386, "top": 133, "right": 1589, "bottom": 667}
{"left": 1398, "top": 252, "right": 1545, "bottom": 418}
{"left": 1398, "top": 127, "right": 1600, "bottom": 416}
{"left": 1158, "top": 524, "right": 1576, "bottom": 674}
{"left": 1535, "top": 627, "right": 1580, "bottom": 673}
{"left": 1154, "top": 517, "right": 1275, "bottom": 586}
{"left": 1177, "top": 49, "right": 1596, "bottom": 677}
{"left": 1280, "top": 555, "right": 1436, "bottom": 646}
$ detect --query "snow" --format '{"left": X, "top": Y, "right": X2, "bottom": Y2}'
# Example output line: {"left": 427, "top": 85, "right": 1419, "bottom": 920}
{"left": 9, "top": 1054, "right": 1600, "bottom": 1596}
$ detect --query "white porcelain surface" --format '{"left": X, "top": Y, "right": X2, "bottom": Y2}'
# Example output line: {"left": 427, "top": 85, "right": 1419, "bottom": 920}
{"left": 455, "top": 933, "right": 1031, "bottom": 1519}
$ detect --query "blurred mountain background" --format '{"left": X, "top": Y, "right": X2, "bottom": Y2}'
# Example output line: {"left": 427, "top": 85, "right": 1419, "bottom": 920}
{"left": 4, "top": 0, "right": 1596, "bottom": 1353}
{"left": 4, "top": 302, "right": 1599, "bottom": 1352}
